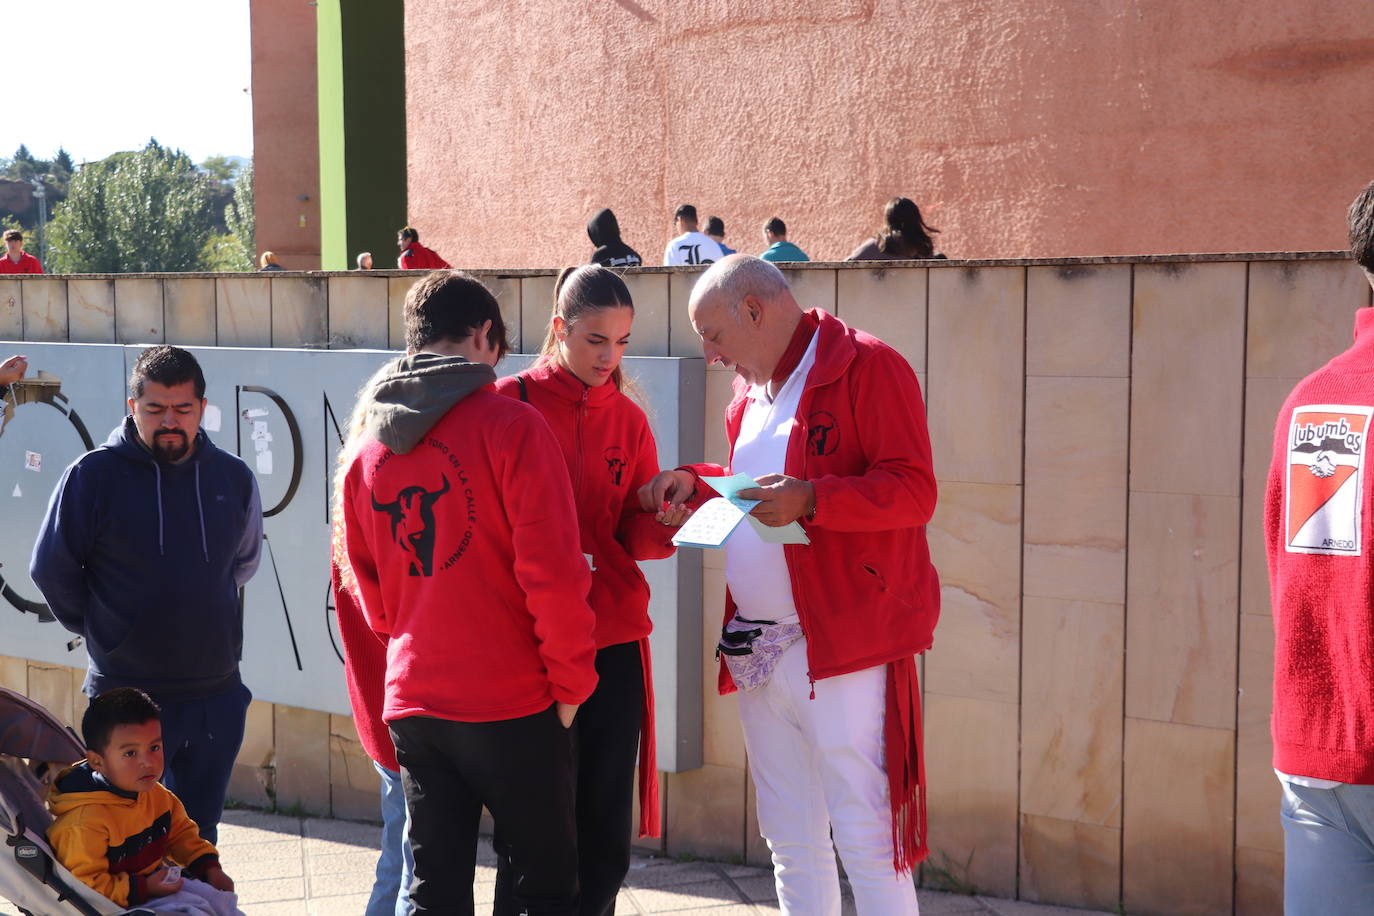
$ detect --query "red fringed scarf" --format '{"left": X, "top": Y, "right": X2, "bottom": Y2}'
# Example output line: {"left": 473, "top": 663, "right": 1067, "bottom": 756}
{"left": 885, "top": 656, "right": 927, "bottom": 872}
{"left": 637, "top": 635, "right": 660, "bottom": 837}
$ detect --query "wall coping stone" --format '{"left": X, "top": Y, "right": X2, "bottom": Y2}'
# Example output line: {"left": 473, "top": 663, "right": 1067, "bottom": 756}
{"left": 3, "top": 250, "right": 1351, "bottom": 282}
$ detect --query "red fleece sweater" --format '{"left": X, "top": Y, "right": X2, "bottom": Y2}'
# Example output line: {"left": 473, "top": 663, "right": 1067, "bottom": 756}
{"left": 495, "top": 362, "right": 675, "bottom": 647}
{"left": 343, "top": 389, "right": 598, "bottom": 723}
{"left": 495, "top": 361, "right": 674, "bottom": 835}
{"left": 397, "top": 243, "right": 450, "bottom": 270}
{"left": 1266, "top": 306, "right": 1374, "bottom": 783}
{"left": 0, "top": 251, "right": 42, "bottom": 273}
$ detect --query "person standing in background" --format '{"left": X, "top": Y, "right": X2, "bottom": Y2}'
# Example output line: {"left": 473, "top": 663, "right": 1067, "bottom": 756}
{"left": 31, "top": 345, "right": 263, "bottom": 846}
{"left": 0, "top": 229, "right": 43, "bottom": 273}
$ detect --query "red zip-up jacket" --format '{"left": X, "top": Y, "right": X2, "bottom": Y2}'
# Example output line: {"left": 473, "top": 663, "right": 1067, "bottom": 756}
{"left": 684, "top": 309, "right": 939, "bottom": 869}
{"left": 685, "top": 309, "right": 940, "bottom": 687}
{"left": 343, "top": 384, "right": 598, "bottom": 724}
{"left": 1266, "top": 306, "right": 1374, "bottom": 783}
{"left": 397, "top": 243, "right": 451, "bottom": 270}
{"left": 494, "top": 362, "right": 675, "bottom": 647}
{"left": 495, "top": 361, "right": 674, "bottom": 836}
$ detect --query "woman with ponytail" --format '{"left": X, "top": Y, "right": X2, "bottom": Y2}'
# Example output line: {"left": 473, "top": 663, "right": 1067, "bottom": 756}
{"left": 847, "top": 196, "right": 946, "bottom": 260}
{"left": 494, "top": 265, "right": 688, "bottom": 915}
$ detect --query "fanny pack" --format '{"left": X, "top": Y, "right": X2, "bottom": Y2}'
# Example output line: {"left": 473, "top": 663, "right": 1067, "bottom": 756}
{"left": 716, "top": 615, "right": 803, "bottom": 691}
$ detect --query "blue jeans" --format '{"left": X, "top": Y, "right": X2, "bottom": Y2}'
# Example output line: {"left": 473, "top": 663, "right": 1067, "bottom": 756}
{"left": 1280, "top": 776, "right": 1374, "bottom": 915}
{"left": 155, "top": 683, "right": 252, "bottom": 846}
{"left": 367, "top": 761, "right": 415, "bottom": 916}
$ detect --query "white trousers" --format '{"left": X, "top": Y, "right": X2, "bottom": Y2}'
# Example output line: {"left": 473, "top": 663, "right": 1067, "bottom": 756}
{"left": 738, "top": 638, "right": 919, "bottom": 915}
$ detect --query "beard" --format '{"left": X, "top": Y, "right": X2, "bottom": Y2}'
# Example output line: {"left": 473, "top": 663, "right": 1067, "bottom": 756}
{"left": 153, "top": 430, "right": 190, "bottom": 462}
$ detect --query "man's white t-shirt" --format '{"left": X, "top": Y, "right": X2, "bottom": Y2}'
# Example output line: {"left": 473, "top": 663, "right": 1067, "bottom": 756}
{"left": 663, "top": 232, "right": 726, "bottom": 267}
{"left": 723, "top": 331, "right": 820, "bottom": 625}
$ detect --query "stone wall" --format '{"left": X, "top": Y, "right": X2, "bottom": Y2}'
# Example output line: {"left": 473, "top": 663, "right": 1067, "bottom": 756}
{"left": 4, "top": 255, "right": 1368, "bottom": 915}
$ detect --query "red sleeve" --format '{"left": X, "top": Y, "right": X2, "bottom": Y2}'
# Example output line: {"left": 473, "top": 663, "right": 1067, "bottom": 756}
{"left": 330, "top": 559, "right": 397, "bottom": 770}
{"left": 497, "top": 410, "right": 598, "bottom": 705}
{"left": 615, "top": 415, "right": 677, "bottom": 561}
{"left": 808, "top": 347, "right": 937, "bottom": 531}
{"left": 343, "top": 465, "right": 392, "bottom": 639}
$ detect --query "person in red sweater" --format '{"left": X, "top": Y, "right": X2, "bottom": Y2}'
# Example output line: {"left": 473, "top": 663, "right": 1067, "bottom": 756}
{"left": 0, "top": 229, "right": 43, "bottom": 273}
{"left": 641, "top": 255, "right": 937, "bottom": 913}
{"left": 1266, "top": 179, "right": 1374, "bottom": 915}
{"left": 396, "top": 226, "right": 451, "bottom": 270}
{"left": 338, "top": 270, "right": 598, "bottom": 915}
{"left": 331, "top": 363, "right": 414, "bottom": 916}
{"left": 494, "top": 265, "right": 687, "bottom": 915}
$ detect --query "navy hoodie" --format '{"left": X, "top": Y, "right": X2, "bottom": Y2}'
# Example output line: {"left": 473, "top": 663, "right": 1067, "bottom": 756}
{"left": 30, "top": 417, "right": 263, "bottom": 697}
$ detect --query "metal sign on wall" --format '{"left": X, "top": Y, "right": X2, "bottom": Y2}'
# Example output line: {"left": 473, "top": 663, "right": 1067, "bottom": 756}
{"left": 0, "top": 343, "right": 705, "bottom": 772}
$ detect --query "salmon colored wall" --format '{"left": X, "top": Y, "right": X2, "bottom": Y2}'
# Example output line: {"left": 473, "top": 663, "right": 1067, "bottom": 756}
{"left": 403, "top": 1, "right": 1374, "bottom": 268}
{"left": 250, "top": 0, "right": 321, "bottom": 270}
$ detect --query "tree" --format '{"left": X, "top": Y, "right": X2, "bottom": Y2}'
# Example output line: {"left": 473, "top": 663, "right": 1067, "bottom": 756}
{"left": 47, "top": 139, "right": 214, "bottom": 273}
{"left": 200, "top": 155, "right": 239, "bottom": 184}
{"left": 222, "top": 161, "right": 255, "bottom": 271}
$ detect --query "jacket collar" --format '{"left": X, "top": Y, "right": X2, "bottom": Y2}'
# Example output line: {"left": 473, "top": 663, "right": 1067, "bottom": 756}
{"left": 524, "top": 359, "right": 619, "bottom": 406}
{"left": 732, "top": 309, "right": 855, "bottom": 402}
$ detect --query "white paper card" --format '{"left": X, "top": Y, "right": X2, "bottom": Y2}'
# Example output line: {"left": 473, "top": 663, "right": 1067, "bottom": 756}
{"left": 203, "top": 404, "right": 222, "bottom": 432}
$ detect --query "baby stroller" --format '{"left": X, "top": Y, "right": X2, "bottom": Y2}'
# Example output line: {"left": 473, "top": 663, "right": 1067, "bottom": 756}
{"left": 0, "top": 686, "right": 153, "bottom": 916}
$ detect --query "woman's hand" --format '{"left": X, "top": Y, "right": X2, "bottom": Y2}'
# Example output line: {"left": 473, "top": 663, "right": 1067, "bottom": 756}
{"left": 637, "top": 469, "right": 694, "bottom": 512}
{"left": 655, "top": 504, "right": 693, "bottom": 528}
{"left": 0, "top": 355, "right": 26, "bottom": 386}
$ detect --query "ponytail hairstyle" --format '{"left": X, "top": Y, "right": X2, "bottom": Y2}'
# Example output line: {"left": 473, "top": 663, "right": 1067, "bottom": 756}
{"left": 540, "top": 265, "right": 636, "bottom": 392}
{"left": 877, "top": 197, "right": 939, "bottom": 259}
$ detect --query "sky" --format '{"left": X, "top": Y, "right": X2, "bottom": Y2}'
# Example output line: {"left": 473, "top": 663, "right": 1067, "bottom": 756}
{"left": 3, "top": 0, "right": 254, "bottom": 167}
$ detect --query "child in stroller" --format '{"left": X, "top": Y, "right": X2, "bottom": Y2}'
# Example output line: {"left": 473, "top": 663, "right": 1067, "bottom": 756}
{"left": 0, "top": 686, "right": 240, "bottom": 916}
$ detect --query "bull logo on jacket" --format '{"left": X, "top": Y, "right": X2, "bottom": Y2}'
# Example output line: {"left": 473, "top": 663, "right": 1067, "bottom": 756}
{"left": 372, "top": 474, "right": 450, "bottom": 576}
{"left": 807, "top": 410, "right": 840, "bottom": 457}
{"left": 604, "top": 446, "right": 628, "bottom": 486}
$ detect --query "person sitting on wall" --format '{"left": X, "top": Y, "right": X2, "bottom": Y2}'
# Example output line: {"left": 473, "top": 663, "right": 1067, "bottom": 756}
{"left": 396, "top": 226, "right": 451, "bottom": 270}
{"left": 356, "top": 252, "right": 375, "bottom": 270}
{"left": 759, "top": 217, "right": 810, "bottom": 263}
{"left": 0, "top": 229, "right": 44, "bottom": 273}
{"left": 259, "top": 251, "right": 285, "bottom": 271}
{"left": 706, "top": 216, "right": 736, "bottom": 256}
{"left": 847, "top": 197, "right": 946, "bottom": 261}
{"left": 663, "top": 204, "right": 725, "bottom": 267}
{"left": 587, "top": 207, "right": 643, "bottom": 268}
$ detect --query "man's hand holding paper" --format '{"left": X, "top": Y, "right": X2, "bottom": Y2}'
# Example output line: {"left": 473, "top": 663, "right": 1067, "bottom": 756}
{"left": 737, "top": 473, "right": 815, "bottom": 527}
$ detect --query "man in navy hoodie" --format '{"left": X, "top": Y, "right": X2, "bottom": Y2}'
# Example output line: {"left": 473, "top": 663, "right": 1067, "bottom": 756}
{"left": 31, "top": 345, "right": 263, "bottom": 844}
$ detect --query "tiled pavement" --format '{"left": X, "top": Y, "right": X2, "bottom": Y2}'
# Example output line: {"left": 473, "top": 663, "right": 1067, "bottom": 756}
{"left": 5, "top": 808, "right": 1118, "bottom": 915}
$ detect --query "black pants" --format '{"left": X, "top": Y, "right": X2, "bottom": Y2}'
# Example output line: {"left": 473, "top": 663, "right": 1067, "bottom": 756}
{"left": 497, "top": 641, "right": 643, "bottom": 916}
{"left": 391, "top": 706, "right": 579, "bottom": 916}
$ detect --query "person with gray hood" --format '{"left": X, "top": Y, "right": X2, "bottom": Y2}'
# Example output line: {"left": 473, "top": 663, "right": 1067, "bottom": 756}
{"left": 587, "top": 207, "right": 643, "bottom": 267}
{"left": 336, "top": 270, "right": 598, "bottom": 914}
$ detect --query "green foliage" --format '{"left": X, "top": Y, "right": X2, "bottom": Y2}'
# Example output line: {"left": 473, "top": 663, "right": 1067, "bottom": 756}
{"left": 47, "top": 139, "right": 214, "bottom": 273}
{"left": 0, "top": 214, "right": 20, "bottom": 235}
{"left": 199, "top": 232, "right": 244, "bottom": 272}
{"left": 222, "top": 162, "right": 255, "bottom": 271}
{"left": 200, "top": 155, "right": 239, "bottom": 183}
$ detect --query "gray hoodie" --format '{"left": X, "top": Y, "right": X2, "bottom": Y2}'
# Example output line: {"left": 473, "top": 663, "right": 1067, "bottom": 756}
{"left": 364, "top": 353, "right": 498, "bottom": 454}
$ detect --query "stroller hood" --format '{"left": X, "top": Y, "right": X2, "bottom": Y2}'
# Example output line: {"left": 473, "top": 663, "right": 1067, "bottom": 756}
{"left": 0, "top": 687, "right": 85, "bottom": 763}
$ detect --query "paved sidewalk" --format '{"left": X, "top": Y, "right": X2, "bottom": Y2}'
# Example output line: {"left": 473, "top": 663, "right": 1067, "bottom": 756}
{"left": 202, "top": 808, "right": 1117, "bottom": 915}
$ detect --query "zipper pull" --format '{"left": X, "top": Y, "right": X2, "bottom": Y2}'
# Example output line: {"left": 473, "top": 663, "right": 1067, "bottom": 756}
{"left": 808, "top": 674, "right": 816, "bottom": 700}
